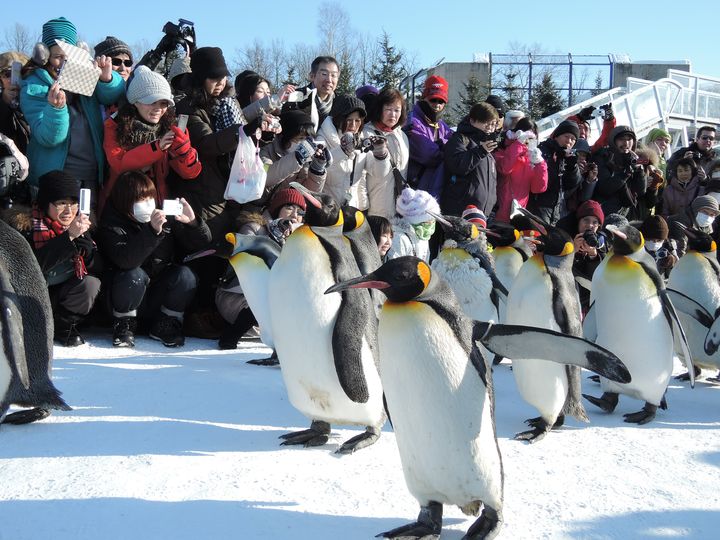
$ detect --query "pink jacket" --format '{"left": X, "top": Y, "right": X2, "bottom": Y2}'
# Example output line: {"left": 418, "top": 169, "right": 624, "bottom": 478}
{"left": 494, "top": 140, "right": 548, "bottom": 222}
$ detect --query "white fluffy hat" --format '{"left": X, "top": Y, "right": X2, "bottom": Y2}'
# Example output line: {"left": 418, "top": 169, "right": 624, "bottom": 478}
{"left": 396, "top": 187, "right": 440, "bottom": 224}
{"left": 127, "top": 66, "right": 174, "bottom": 106}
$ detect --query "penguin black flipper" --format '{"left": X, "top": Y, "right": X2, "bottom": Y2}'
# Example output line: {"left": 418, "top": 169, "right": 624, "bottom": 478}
{"left": 659, "top": 289, "right": 696, "bottom": 388}
{"left": 227, "top": 234, "right": 282, "bottom": 268}
{"left": 314, "top": 227, "right": 373, "bottom": 403}
{"left": 0, "top": 263, "right": 30, "bottom": 389}
{"left": 476, "top": 322, "right": 631, "bottom": 383}
{"left": 471, "top": 249, "right": 509, "bottom": 302}
{"left": 666, "top": 289, "right": 714, "bottom": 328}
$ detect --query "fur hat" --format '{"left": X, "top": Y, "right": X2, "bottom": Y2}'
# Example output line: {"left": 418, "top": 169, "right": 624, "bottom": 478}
{"left": 396, "top": 187, "right": 440, "bottom": 224}
{"left": 422, "top": 75, "right": 449, "bottom": 103}
{"left": 576, "top": 200, "right": 604, "bottom": 225}
{"left": 268, "top": 188, "right": 306, "bottom": 219}
{"left": 190, "top": 47, "right": 230, "bottom": 85}
{"left": 692, "top": 195, "right": 720, "bottom": 216}
{"left": 37, "top": 170, "right": 80, "bottom": 213}
{"left": 94, "top": 36, "right": 132, "bottom": 62}
{"left": 41, "top": 17, "right": 77, "bottom": 48}
{"left": 127, "top": 66, "right": 174, "bottom": 106}
{"left": 639, "top": 215, "right": 669, "bottom": 241}
{"left": 0, "top": 51, "right": 29, "bottom": 70}
{"left": 330, "top": 94, "right": 366, "bottom": 120}
{"left": 461, "top": 205, "right": 487, "bottom": 228}
{"left": 552, "top": 120, "right": 580, "bottom": 139}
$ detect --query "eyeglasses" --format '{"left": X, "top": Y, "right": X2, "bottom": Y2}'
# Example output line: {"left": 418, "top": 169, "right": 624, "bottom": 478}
{"left": 111, "top": 58, "right": 133, "bottom": 68}
{"left": 700, "top": 135, "right": 716, "bottom": 141}
{"left": 52, "top": 201, "right": 79, "bottom": 211}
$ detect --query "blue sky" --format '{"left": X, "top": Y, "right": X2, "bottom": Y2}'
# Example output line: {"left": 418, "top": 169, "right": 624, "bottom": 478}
{"left": 2, "top": 0, "right": 714, "bottom": 80}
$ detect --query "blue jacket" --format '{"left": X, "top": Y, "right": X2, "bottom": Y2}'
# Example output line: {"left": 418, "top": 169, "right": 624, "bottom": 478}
{"left": 20, "top": 68, "right": 125, "bottom": 187}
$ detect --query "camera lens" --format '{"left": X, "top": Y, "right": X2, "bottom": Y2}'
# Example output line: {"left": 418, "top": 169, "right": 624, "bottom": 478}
{"left": 583, "top": 230, "right": 599, "bottom": 247}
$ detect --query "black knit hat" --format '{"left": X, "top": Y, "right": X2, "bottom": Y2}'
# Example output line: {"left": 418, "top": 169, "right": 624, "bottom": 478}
{"left": 640, "top": 215, "right": 669, "bottom": 241}
{"left": 280, "top": 108, "right": 314, "bottom": 144}
{"left": 330, "top": 94, "right": 366, "bottom": 120}
{"left": 94, "top": 36, "right": 133, "bottom": 62}
{"left": 485, "top": 94, "right": 506, "bottom": 118}
{"left": 552, "top": 120, "right": 580, "bottom": 139}
{"left": 37, "top": 170, "right": 80, "bottom": 213}
{"left": 190, "top": 47, "right": 230, "bottom": 85}
{"left": 610, "top": 125, "right": 636, "bottom": 144}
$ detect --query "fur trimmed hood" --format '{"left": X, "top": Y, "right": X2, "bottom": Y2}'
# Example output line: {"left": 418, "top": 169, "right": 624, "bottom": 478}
{"left": 1, "top": 204, "right": 32, "bottom": 232}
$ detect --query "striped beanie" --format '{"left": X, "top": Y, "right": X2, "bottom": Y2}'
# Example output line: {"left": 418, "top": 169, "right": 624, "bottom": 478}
{"left": 42, "top": 17, "right": 77, "bottom": 48}
{"left": 461, "top": 205, "right": 487, "bottom": 228}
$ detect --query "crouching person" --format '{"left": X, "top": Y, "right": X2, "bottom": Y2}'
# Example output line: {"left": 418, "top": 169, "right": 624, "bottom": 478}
{"left": 97, "top": 170, "right": 211, "bottom": 348}
{"left": 2, "top": 170, "right": 101, "bottom": 346}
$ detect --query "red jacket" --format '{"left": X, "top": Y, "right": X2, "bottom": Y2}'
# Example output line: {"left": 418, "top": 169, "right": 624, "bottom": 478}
{"left": 494, "top": 139, "right": 548, "bottom": 222}
{"left": 99, "top": 118, "right": 202, "bottom": 216}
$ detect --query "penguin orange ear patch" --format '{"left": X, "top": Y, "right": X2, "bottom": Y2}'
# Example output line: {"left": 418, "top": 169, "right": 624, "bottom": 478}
{"left": 711, "top": 241, "right": 717, "bottom": 252}
{"left": 354, "top": 211, "right": 365, "bottom": 228}
{"left": 470, "top": 224, "right": 479, "bottom": 240}
{"left": 417, "top": 261, "right": 431, "bottom": 290}
{"left": 560, "top": 242, "right": 575, "bottom": 256}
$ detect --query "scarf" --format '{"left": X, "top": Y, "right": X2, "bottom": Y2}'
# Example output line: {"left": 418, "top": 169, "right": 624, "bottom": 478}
{"left": 315, "top": 92, "right": 333, "bottom": 125}
{"left": 418, "top": 100, "right": 442, "bottom": 124}
{"left": 123, "top": 118, "right": 163, "bottom": 149}
{"left": 373, "top": 122, "right": 395, "bottom": 133}
{"left": 31, "top": 206, "right": 87, "bottom": 279}
{"left": 211, "top": 96, "right": 243, "bottom": 132}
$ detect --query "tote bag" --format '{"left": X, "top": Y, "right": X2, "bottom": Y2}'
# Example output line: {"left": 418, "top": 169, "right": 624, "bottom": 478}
{"left": 224, "top": 127, "right": 267, "bottom": 203}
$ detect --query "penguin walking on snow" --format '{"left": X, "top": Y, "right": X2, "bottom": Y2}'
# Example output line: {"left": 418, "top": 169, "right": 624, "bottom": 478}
{"left": 0, "top": 219, "right": 71, "bottom": 424}
{"left": 583, "top": 223, "right": 694, "bottom": 424}
{"left": 0, "top": 258, "right": 30, "bottom": 416}
{"left": 268, "top": 183, "right": 384, "bottom": 454}
{"left": 504, "top": 209, "right": 590, "bottom": 442}
{"left": 342, "top": 206, "right": 383, "bottom": 314}
{"left": 326, "top": 256, "right": 629, "bottom": 540}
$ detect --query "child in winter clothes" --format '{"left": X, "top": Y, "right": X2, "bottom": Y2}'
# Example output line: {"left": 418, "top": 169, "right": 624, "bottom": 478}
{"left": 387, "top": 187, "right": 440, "bottom": 262}
{"left": 494, "top": 117, "right": 548, "bottom": 223}
{"left": 660, "top": 158, "right": 703, "bottom": 218}
{"left": 367, "top": 214, "right": 393, "bottom": 262}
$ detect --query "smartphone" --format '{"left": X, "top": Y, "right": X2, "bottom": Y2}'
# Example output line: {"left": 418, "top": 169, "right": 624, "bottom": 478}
{"left": 55, "top": 59, "right": 67, "bottom": 79}
{"left": 10, "top": 61, "right": 22, "bottom": 86}
{"left": 79, "top": 188, "right": 91, "bottom": 215}
{"left": 162, "top": 199, "right": 183, "bottom": 216}
{"left": 176, "top": 114, "right": 189, "bottom": 132}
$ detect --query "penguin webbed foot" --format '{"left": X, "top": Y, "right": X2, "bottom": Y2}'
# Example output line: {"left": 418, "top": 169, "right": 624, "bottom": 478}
{"left": 462, "top": 505, "right": 502, "bottom": 540}
{"left": 376, "top": 502, "right": 443, "bottom": 539}
{"left": 706, "top": 371, "right": 720, "bottom": 384}
{"left": 491, "top": 354, "right": 504, "bottom": 366}
{"left": 514, "top": 420, "right": 551, "bottom": 443}
{"left": 336, "top": 426, "right": 380, "bottom": 455}
{"left": 247, "top": 350, "right": 279, "bottom": 366}
{"left": 2, "top": 407, "right": 51, "bottom": 425}
{"left": 582, "top": 392, "right": 619, "bottom": 413}
{"left": 279, "top": 420, "right": 331, "bottom": 447}
{"left": 674, "top": 365, "right": 701, "bottom": 381}
{"left": 587, "top": 374, "right": 600, "bottom": 383}
{"left": 524, "top": 415, "right": 564, "bottom": 430}
{"left": 623, "top": 403, "right": 657, "bottom": 425}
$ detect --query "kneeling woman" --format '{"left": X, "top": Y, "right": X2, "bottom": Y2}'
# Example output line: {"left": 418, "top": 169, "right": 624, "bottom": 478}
{"left": 97, "top": 171, "right": 212, "bottom": 348}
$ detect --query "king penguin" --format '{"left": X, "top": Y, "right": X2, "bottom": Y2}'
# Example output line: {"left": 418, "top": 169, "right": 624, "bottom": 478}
{"left": 487, "top": 222, "right": 533, "bottom": 302}
{"left": 267, "top": 183, "right": 384, "bottom": 454}
{"left": 666, "top": 227, "right": 720, "bottom": 381}
{"left": 504, "top": 209, "right": 590, "bottom": 442}
{"left": 326, "top": 256, "right": 629, "bottom": 540}
{"left": 583, "top": 223, "right": 694, "bottom": 424}
{"left": 341, "top": 205, "right": 383, "bottom": 314}
{"left": 0, "top": 219, "right": 71, "bottom": 424}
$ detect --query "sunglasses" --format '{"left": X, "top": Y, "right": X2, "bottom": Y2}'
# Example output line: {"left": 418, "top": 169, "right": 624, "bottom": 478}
{"left": 111, "top": 58, "right": 133, "bottom": 68}
{"left": 700, "top": 135, "right": 716, "bottom": 141}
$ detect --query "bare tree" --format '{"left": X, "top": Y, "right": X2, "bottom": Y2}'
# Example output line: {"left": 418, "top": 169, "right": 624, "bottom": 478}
{"left": 356, "top": 31, "right": 380, "bottom": 86}
{"left": 316, "top": 1, "right": 351, "bottom": 57}
{"left": 2, "top": 23, "right": 36, "bottom": 55}
{"left": 269, "top": 39, "right": 287, "bottom": 89}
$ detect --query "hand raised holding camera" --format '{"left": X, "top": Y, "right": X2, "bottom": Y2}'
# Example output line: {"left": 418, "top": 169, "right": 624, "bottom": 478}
{"left": 174, "top": 198, "right": 196, "bottom": 225}
{"left": 371, "top": 137, "right": 388, "bottom": 159}
{"left": 340, "top": 132, "right": 356, "bottom": 157}
{"left": 158, "top": 131, "right": 174, "bottom": 151}
{"left": 150, "top": 209, "right": 167, "bottom": 235}
{"left": 294, "top": 138, "right": 317, "bottom": 166}
{"left": 67, "top": 213, "right": 91, "bottom": 241}
{"left": 480, "top": 140, "right": 498, "bottom": 153}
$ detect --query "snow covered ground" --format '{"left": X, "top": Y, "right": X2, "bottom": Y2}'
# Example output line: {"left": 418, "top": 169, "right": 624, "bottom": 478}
{"left": 1, "top": 331, "right": 719, "bottom": 540}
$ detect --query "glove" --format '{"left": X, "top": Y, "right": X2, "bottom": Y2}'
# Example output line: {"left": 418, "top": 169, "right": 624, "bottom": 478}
{"left": 515, "top": 130, "right": 532, "bottom": 145}
{"left": 371, "top": 137, "right": 388, "bottom": 159}
{"left": 294, "top": 138, "right": 316, "bottom": 166}
{"left": 309, "top": 148, "right": 328, "bottom": 175}
{"left": 73, "top": 234, "right": 95, "bottom": 258}
{"left": 169, "top": 125, "right": 191, "bottom": 157}
{"left": 529, "top": 147, "right": 544, "bottom": 165}
{"left": 600, "top": 102, "right": 614, "bottom": 121}
{"left": 577, "top": 106, "right": 596, "bottom": 122}
{"left": 340, "top": 132, "right": 356, "bottom": 157}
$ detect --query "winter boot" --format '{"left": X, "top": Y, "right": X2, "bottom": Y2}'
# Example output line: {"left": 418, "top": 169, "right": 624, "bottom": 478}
{"left": 113, "top": 317, "right": 137, "bottom": 348}
{"left": 218, "top": 308, "right": 258, "bottom": 350}
{"left": 54, "top": 308, "right": 84, "bottom": 347}
{"left": 150, "top": 313, "right": 185, "bottom": 347}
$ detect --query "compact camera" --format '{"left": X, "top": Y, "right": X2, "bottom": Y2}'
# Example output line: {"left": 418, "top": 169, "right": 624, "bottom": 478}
{"left": 162, "top": 199, "right": 183, "bottom": 216}
{"left": 583, "top": 230, "right": 605, "bottom": 248}
{"left": 360, "top": 135, "right": 386, "bottom": 153}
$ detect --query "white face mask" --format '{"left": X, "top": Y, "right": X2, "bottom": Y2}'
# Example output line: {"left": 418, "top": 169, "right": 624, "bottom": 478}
{"left": 696, "top": 212, "right": 715, "bottom": 228}
{"left": 645, "top": 239, "right": 663, "bottom": 251}
{"left": 132, "top": 199, "right": 156, "bottom": 223}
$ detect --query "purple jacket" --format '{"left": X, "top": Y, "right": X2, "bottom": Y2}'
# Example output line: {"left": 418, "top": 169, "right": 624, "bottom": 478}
{"left": 404, "top": 102, "right": 453, "bottom": 198}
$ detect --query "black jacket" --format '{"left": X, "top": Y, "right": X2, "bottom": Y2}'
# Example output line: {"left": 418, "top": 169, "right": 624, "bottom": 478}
{"left": 0, "top": 99, "right": 30, "bottom": 155}
{"left": 97, "top": 204, "right": 212, "bottom": 279}
{"left": 592, "top": 147, "right": 647, "bottom": 220}
{"left": 441, "top": 118, "right": 497, "bottom": 216}
{"left": 528, "top": 138, "right": 582, "bottom": 221}
{"left": 667, "top": 142, "right": 717, "bottom": 180}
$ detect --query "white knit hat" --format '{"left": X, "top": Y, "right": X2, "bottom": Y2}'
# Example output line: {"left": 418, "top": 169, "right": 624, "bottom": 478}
{"left": 396, "top": 187, "right": 440, "bottom": 224}
{"left": 127, "top": 66, "right": 174, "bottom": 106}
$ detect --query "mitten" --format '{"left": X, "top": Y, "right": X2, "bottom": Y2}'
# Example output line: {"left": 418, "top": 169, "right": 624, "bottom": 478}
{"left": 169, "top": 125, "right": 191, "bottom": 157}
{"left": 340, "top": 132, "right": 356, "bottom": 157}
{"left": 529, "top": 147, "right": 544, "bottom": 165}
{"left": 371, "top": 137, "right": 388, "bottom": 159}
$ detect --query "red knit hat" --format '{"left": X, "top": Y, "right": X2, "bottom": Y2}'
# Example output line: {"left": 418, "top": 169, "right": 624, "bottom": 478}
{"left": 461, "top": 205, "right": 487, "bottom": 228}
{"left": 268, "top": 188, "right": 307, "bottom": 218}
{"left": 576, "top": 200, "right": 604, "bottom": 225}
{"left": 422, "top": 75, "right": 449, "bottom": 103}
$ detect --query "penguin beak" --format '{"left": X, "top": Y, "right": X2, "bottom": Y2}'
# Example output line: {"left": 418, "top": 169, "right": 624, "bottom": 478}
{"left": 289, "top": 182, "right": 322, "bottom": 209}
{"left": 183, "top": 248, "right": 217, "bottom": 262}
{"left": 183, "top": 234, "right": 235, "bottom": 262}
{"left": 477, "top": 226, "right": 501, "bottom": 238}
{"left": 325, "top": 273, "right": 390, "bottom": 294}
{"left": 606, "top": 225, "right": 627, "bottom": 240}
{"left": 427, "top": 211, "right": 452, "bottom": 229}
{"left": 518, "top": 207, "right": 548, "bottom": 236}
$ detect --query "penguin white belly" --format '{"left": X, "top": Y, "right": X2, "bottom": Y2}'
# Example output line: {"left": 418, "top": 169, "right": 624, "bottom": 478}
{"left": 0, "top": 347, "right": 11, "bottom": 412}
{"left": 594, "top": 257, "right": 672, "bottom": 405}
{"left": 668, "top": 253, "right": 720, "bottom": 313}
{"left": 379, "top": 301, "right": 503, "bottom": 510}
{"left": 269, "top": 227, "right": 383, "bottom": 426}
{"left": 230, "top": 253, "right": 274, "bottom": 348}
{"left": 493, "top": 248, "right": 524, "bottom": 322}
{"left": 505, "top": 256, "right": 568, "bottom": 423}
{"left": 431, "top": 250, "right": 497, "bottom": 323}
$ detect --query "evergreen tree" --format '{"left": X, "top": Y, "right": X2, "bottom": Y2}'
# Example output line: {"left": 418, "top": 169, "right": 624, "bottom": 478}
{"left": 591, "top": 70, "right": 604, "bottom": 97}
{"left": 451, "top": 75, "right": 488, "bottom": 120}
{"left": 529, "top": 72, "right": 565, "bottom": 119}
{"left": 369, "top": 31, "right": 405, "bottom": 89}
{"left": 500, "top": 70, "right": 525, "bottom": 111}
{"left": 282, "top": 66, "right": 297, "bottom": 87}
{"left": 335, "top": 49, "right": 355, "bottom": 96}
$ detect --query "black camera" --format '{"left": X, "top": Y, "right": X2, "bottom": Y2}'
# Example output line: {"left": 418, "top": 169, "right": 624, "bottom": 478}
{"left": 137, "top": 18, "right": 196, "bottom": 73}
{"left": 162, "top": 19, "right": 196, "bottom": 44}
{"left": 692, "top": 152, "right": 702, "bottom": 160}
{"left": 655, "top": 247, "right": 669, "bottom": 260}
{"left": 359, "top": 135, "right": 385, "bottom": 153}
{"left": 583, "top": 230, "right": 605, "bottom": 248}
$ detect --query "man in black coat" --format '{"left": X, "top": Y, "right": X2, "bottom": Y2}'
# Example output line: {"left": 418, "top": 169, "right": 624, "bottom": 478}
{"left": 666, "top": 126, "right": 717, "bottom": 180}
